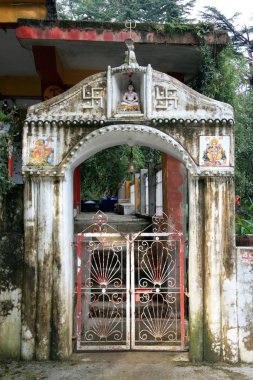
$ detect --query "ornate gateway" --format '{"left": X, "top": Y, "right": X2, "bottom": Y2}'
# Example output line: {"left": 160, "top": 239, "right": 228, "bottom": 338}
{"left": 75, "top": 212, "right": 186, "bottom": 351}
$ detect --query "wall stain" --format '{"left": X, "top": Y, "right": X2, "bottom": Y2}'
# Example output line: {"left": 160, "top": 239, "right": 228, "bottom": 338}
{"left": 0, "top": 300, "right": 14, "bottom": 318}
{"left": 0, "top": 235, "right": 23, "bottom": 292}
{"left": 243, "top": 327, "right": 253, "bottom": 351}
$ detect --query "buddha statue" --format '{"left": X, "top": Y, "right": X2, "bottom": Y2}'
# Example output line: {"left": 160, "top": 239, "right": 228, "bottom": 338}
{"left": 119, "top": 81, "right": 140, "bottom": 112}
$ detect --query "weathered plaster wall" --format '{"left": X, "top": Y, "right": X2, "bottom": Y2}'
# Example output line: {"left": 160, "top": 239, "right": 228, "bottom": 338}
{"left": 203, "top": 177, "right": 237, "bottom": 363}
{"left": 188, "top": 178, "right": 204, "bottom": 362}
{"left": 23, "top": 70, "right": 234, "bottom": 172}
{"left": 21, "top": 174, "right": 73, "bottom": 360}
{"left": 0, "top": 186, "right": 23, "bottom": 359}
{"left": 237, "top": 247, "right": 253, "bottom": 363}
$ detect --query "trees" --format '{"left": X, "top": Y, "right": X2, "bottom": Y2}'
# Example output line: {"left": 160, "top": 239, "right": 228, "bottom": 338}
{"left": 234, "top": 89, "right": 253, "bottom": 204}
{"left": 80, "top": 145, "right": 130, "bottom": 200}
{"left": 200, "top": 7, "right": 253, "bottom": 84}
{"left": 80, "top": 145, "right": 161, "bottom": 200}
{"left": 57, "top": 0, "right": 196, "bottom": 23}
{"left": 199, "top": 7, "right": 253, "bottom": 206}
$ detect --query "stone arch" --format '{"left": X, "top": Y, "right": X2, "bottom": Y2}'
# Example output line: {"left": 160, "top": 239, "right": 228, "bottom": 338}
{"left": 63, "top": 124, "right": 198, "bottom": 176}
{"left": 21, "top": 60, "right": 237, "bottom": 363}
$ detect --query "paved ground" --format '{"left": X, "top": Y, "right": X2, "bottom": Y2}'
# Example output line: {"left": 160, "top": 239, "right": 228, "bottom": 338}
{"left": 1, "top": 352, "right": 253, "bottom": 380}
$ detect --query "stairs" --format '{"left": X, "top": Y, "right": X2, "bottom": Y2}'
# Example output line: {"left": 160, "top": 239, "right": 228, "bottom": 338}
{"left": 74, "top": 212, "right": 151, "bottom": 234}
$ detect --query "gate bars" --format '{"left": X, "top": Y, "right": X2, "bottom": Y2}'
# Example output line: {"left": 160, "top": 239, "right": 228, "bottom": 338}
{"left": 76, "top": 231, "right": 130, "bottom": 350}
{"left": 75, "top": 211, "right": 186, "bottom": 351}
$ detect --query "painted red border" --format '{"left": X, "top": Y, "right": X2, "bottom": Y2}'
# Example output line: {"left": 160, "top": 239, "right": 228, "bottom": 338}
{"left": 179, "top": 233, "right": 185, "bottom": 349}
{"left": 76, "top": 233, "right": 82, "bottom": 343}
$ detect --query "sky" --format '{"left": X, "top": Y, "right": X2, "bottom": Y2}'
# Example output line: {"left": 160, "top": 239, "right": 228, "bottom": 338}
{"left": 193, "top": 0, "right": 253, "bottom": 26}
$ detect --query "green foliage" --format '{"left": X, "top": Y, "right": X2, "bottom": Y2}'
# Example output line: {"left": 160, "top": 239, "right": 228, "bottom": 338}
{"left": 57, "top": 0, "right": 196, "bottom": 23}
{"left": 0, "top": 108, "right": 20, "bottom": 196}
{"left": 193, "top": 46, "right": 248, "bottom": 104}
{"left": 200, "top": 6, "right": 253, "bottom": 84}
{"left": 0, "top": 111, "right": 12, "bottom": 123}
{"left": 236, "top": 203, "right": 253, "bottom": 236}
{"left": 236, "top": 216, "right": 253, "bottom": 236}
{"left": 0, "top": 134, "right": 12, "bottom": 195}
{"left": 80, "top": 145, "right": 129, "bottom": 200}
{"left": 235, "top": 88, "right": 253, "bottom": 204}
{"left": 80, "top": 145, "right": 161, "bottom": 200}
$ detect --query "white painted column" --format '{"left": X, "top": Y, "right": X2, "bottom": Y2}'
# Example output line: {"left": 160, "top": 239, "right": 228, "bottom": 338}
{"left": 220, "top": 177, "right": 238, "bottom": 363}
{"left": 107, "top": 66, "right": 112, "bottom": 118}
{"left": 146, "top": 64, "right": 152, "bottom": 118}
{"left": 188, "top": 176, "right": 204, "bottom": 362}
{"left": 21, "top": 178, "right": 38, "bottom": 360}
{"left": 148, "top": 162, "right": 156, "bottom": 217}
{"left": 203, "top": 176, "right": 238, "bottom": 363}
{"left": 51, "top": 172, "right": 73, "bottom": 359}
{"left": 203, "top": 177, "right": 222, "bottom": 362}
{"left": 156, "top": 169, "right": 163, "bottom": 214}
{"left": 130, "top": 183, "right": 135, "bottom": 206}
{"left": 22, "top": 174, "right": 74, "bottom": 360}
{"left": 145, "top": 176, "right": 149, "bottom": 215}
{"left": 21, "top": 177, "right": 56, "bottom": 360}
{"left": 35, "top": 177, "right": 54, "bottom": 360}
{"left": 140, "top": 169, "right": 148, "bottom": 215}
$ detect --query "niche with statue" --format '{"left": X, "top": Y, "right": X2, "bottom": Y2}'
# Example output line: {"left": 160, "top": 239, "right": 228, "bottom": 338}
{"left": 107, "top": 39, "right": 152, "bottom": 118}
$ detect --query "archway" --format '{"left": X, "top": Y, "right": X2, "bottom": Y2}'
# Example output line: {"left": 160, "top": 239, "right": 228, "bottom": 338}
{"left": 21, "top": 55, "right": 237, "bottom": 362}
{"left": 69, "top": 129, "right": 191, "bottom": 351}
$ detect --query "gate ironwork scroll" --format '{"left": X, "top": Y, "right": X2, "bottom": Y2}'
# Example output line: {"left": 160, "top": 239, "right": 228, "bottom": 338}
{"left": 76, "top": 212, "right": 130, "bottom": 350}
{"left": 75, "top": 211, "right": 186, "bottom": 351}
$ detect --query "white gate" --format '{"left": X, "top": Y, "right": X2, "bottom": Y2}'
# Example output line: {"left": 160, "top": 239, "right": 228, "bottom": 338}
{"left": 75, "top": 212, "right": 186, "bottom": 351}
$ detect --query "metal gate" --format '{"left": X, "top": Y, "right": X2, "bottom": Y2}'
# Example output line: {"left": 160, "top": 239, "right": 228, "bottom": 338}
{"left": 75, "top": 211, "right": 186, "bottom": 351}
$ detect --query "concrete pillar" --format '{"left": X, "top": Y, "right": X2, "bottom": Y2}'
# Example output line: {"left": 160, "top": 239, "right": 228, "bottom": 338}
{"left": 188, "top": 177, "right": 204, "bottom": 362}
{"left": 145, "top": 176, "right": 149, "bottom": 215}
{"left": 140, "top": 169, "right": 148, "bottom": 215}
{"left": 118, "top": 182, "right": 125, "bottom": 200}
{"left": 148, "top": 162, "right": 156, "bottom": 217}
{"left": 21, "top": 177, "right": 54, "bottom": 360}
{"left": 35, "top": 178, "right": 54, "bottom": 360}
{"left": 21, "top": 178, "right": 38, "bottom": 360}
{"left": 156, "top": 169, "right": 163, "bottom": 214}
{"left": 51, "top": 174, "right": 73, "bottom": 359}
{"left": 22, "top": 175, "right": 73, "bottom": 360}
{"left": 219, "top": 177, "right": 238, "bottom": 363}
{"left": 203, "top": 176, "right": 238, "bottom": 363}
{"left": 130, "top": 183, "right": 135, "bottom": 206}
{"left": 146, "top": 64, "right": 152, "bottom": 118}
{"left": 73, "top": 166, "right": 81, "bottom": 210}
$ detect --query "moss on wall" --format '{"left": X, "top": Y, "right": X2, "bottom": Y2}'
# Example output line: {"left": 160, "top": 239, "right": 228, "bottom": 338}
{"left": 189, "top": 311, "right": 203, "bottom": 362}
{"left": 0, "top": 185, "right": 24, "bottom": 359}
{"left": 203, "top": 321, "right": 221, "bottom": 363}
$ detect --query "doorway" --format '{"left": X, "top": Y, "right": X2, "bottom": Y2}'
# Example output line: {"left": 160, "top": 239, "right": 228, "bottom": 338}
{"left": 75, "top": 211, "right": 187, "bottom": 351}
